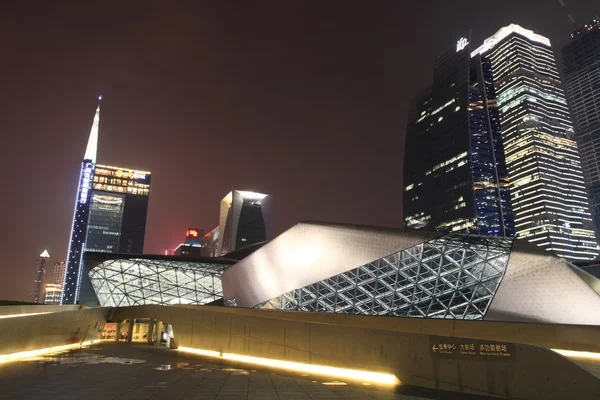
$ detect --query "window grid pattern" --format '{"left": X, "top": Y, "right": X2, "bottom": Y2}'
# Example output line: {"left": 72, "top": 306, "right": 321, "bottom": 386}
{"left": 89, "top": 259, "right": 227, "bottom": 307}
{"left": 256, "top": 233, "right": 513, "bottom": 320}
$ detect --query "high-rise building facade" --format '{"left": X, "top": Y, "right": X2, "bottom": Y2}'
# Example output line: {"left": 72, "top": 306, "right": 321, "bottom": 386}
{"left": 404, "top": 36, "right": 514, "bottom": 236}
{"left": 48, "top": 261, "right": 66, "bottom": 286}
{"left": 562, "top": 19, "right": 600, "bottom": 238}
{"left": 62, "top": 101, "right": 152, "bottom": 305}
{"left": 88, "top": 165, "right": 151, "bottom": 254}
{"left": 471, "top": 24, "right": 598, "bottom": 261}
{"left": 44, "top": 261, "right": 66, "bottom": 305}
{"left": 32, "top": 250, "right": 49, "bottom": 303}
{"left": 62, "top": 104, "right": 99, "bottom": 304}
{"left": 217, "top": 190, "right": 269, "bottom": 256}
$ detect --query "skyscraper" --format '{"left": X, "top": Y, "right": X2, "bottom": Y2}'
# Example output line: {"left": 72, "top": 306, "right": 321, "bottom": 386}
{"left": 62, "top": 102, "right": 98, "bottom": 305}
{"left": 32, "top": 250, "right": 49, "bottom": 303}
{"left": 217, "top": 190, "right": 270, "bottom": 256}
{"left": 472, "top": 24, "right": 598, "bottom": 260}
{"left": 562, "top": 18, "right": 600, "bottom": 237}
{"left": 62, "top": 100, "right": 152, "bottom": 305}
{"left": 44, "top": 261, "right": 66, "bottom": 305}
{"left": 404, "top": 36, "right": 514, "bottom": 236}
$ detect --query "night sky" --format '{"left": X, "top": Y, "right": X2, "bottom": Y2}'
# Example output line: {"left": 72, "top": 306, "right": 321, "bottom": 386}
{"left": 1, "top": 1, "right": 598, "bottom": 301}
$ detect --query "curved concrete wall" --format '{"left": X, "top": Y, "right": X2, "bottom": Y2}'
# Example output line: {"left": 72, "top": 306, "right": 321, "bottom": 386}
{"left": 0, "top": 307, "right": 110, "bottom": 356}
{"left": 114, "top": 305, "right": 600, "bottom": 399}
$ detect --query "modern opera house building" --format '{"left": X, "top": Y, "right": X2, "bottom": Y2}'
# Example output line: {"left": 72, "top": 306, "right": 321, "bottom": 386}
{"left": 222, "top": 221, "right": 600, "bottom": 325}
{"left": 84, "top": 252, "right": 236, "bottom": 307}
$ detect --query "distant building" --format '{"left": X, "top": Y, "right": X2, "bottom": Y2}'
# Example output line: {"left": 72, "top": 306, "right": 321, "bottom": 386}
{"left": 32, "top": 250, "right": 50, "bottom": 304}
{"left": 562, "top": 18, "right": 600, "bottom": 239}
{"left": 174, "top": 229, "right": 204, "bottom": 257}
{"left": 201, "top": 227, "right": 219, "bottom": 257}
{"left": 48, "top": 261, "right": 66, "bottom": 286}
{"left": 472, "top": 24, "right": 598, "bottom": 260}
{"left": 404, "top": 35, "right": 514, "bottom": 236}
{"left": 62, "top": 100, "right": 152, "bottom": 306}
{"left": 43, "top": 284, "right": 63, "bottom": 305}
{"left": 217, "top": 190, "right": 270, "bottom": 256}
{"left": 44, "top": 261, "right": 66, "bottom": 305}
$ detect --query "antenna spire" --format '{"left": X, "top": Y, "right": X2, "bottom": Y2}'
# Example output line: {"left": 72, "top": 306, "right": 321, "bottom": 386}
{"left": 83, "top": 98, "right": 100, "bottom": 162}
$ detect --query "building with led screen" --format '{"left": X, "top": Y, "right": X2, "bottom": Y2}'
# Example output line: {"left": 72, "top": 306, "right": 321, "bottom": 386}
{"left": 562, "top": 19, "right": 600, "bottom": 238}
{"left": 84, "top": 252, "right": 236, "bottom": 307}
{"left": 471, "top": 24, "right": 598, "bottom": 261}
{"left": 404, "top": 35, "right": 514, "bottom": 236}
{"left": 217, "top": 190, "right": 270, "bottom": 256}
{"left": 76, "top": 165, "right": 152, "bottom": 306}
{"left": 222, "top": 221, "right": 600, "bottom": 325}
{"left": 62, "top": 100, "right": 152, "bottom": 306}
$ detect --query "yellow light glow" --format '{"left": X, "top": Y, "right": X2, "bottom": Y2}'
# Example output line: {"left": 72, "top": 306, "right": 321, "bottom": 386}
{"left": 0, "top": 341, "right": 97, "bottom": 364}
{"left": 0, "top": 312, "right": 52, "bottom": 320}
{"left": 177, "top": 346, "right": 400, "bottom": 385}
{"left": 552, "top": 348, "right": 600, "bottom": 361}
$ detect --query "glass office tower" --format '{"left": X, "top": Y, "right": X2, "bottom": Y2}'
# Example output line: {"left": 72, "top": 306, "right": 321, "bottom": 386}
{"left": 562, "top": 19, "right": 600, "bottom": 239}
{"left": 472, "top": 24, "right": 598, "bottom": 260}
{"left": 78, "top": 165, "right": 151, "bottom": 306}
{"left": 404, "top": 36, "right": 514, "bottom": 236}
{"left": 63, "top": 100, "right": 152, "bottom": 305}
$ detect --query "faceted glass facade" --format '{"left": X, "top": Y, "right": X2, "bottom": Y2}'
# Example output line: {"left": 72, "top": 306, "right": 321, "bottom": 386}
{"left": 404, "top": 39, "right": 514, "bottom": 236}
{"left": 89, "top": 258, "right": 228, "bottom": 307}
{"left": 563, "top": 20, "right": 600, "bottom": 238}
{"left": 256, "top": 233, "right": 513, "bottom": 320}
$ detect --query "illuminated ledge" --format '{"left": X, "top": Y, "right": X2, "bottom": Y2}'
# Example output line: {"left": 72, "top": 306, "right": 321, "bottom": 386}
{"left": 553, "top": 348, "right": 600, "bottom": 361}
{"left": 0, "top": 312, "right": 52, "bottom": 320}
{"left": 177, "top": 346, "right": 400, "bottom": 385}
{"left": 0, "top": 341, "right": 100, "bottom": 364}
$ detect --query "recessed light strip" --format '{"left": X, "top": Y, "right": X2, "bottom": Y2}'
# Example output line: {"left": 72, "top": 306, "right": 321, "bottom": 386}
{"left": 177, "top": 346, "right": 400, "bottom": 385}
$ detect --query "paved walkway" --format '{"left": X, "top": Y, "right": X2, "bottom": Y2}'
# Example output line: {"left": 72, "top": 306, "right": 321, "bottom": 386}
{"left": 0, "top": 343, "right": 490, "bottom": 400}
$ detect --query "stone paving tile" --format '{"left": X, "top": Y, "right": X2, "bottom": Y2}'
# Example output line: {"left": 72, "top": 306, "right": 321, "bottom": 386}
{"left": 0, "top": 343, "right": 443, "bottom": 400}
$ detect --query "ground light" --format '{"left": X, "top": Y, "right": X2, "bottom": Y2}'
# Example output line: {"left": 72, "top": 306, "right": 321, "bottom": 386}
{"left": 0, "top": 341, "right": 98, "bottom": 364}
{"left": 552, "top": 348, "right": 600, "bottom": 361}
{"left": 177, "top": 346, "right": 400, "bottom": 385}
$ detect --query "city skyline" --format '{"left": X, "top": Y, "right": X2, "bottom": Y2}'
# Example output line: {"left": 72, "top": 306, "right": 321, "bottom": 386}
{"left": 2, "top": 1, "right": 599, "bottom": 300}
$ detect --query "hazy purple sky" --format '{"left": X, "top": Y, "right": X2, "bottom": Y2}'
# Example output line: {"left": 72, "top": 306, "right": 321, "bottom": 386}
{"left": 1, "top": 1, "right": 598, "bottom": 301}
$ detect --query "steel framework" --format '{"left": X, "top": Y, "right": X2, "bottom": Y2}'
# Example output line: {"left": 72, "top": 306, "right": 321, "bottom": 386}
{"left": 256, "top": 233, "right": 514, "bottom": 320}
{"left": 89, "top": 258, "right": 227, "bottom": 307}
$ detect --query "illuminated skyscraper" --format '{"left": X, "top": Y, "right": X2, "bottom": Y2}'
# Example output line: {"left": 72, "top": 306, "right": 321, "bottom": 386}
{"left": 404, "top": 36, "right": 514, "bottom": 236}
{"left": 62, "top": 100, "right": 152, "bottom": 305}
{"left": 32, "top": 250, "right": 49, "bottom": 304}
{"left": 62, "top": 102, "right": 99, "bottom": 304}
{"left": 472, "top": 24, "right": 598, "bottom": 260}
{"left": 217, "top": 190, "right": 270, "bottom": 256}
{"left": 562, "top": 18, "right": 600, "bottom": 238}
{"left": 44, "top": 261, "right": 65, "bottom": 305}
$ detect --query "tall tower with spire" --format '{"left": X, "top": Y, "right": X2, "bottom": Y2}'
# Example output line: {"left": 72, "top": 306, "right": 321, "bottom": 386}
{"left": 61, "top": 99, "right": 100, "bottom": 304}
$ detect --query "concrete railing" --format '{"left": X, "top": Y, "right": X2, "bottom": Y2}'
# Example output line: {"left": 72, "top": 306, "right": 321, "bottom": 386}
{"left": 0, "top": 307, "right": 110, "bottom": 355}
{"left": 112, "top": 304, "right": 600, "bottom": 400}
{"left": 0, "top": 304, "right": 83, "bottom": 317}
